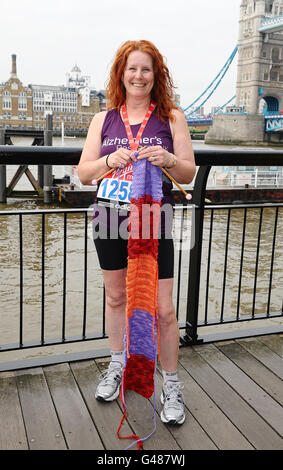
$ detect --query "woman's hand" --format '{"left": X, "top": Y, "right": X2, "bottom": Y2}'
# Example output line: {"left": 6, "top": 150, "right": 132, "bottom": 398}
{"left": 107, "top": 148, "right": 136, "bottom": 169}
{"left": 137, "top": 145, "right": 174, "bottom": 168}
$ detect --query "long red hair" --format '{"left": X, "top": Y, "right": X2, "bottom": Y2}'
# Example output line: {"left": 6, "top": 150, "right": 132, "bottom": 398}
{"left": 106, "top": 40, "right": 179, "bottom": 122}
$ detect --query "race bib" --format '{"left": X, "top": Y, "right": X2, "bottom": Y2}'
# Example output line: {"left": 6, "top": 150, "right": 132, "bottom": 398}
{"left": 97, "top": 163, "right": 133, "bottom": 210}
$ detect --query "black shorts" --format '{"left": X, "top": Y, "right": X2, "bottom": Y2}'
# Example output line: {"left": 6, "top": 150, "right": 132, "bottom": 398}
{"left": 94, "top": 236, "right": 174, "bottom": 279}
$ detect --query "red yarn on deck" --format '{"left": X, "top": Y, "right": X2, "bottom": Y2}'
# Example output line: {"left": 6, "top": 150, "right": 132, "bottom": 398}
{"left": 117, "top": 390, "right": 144, "bottom": 451}
{"left": 117, "top": 355, "right": 155, "bottom": 450}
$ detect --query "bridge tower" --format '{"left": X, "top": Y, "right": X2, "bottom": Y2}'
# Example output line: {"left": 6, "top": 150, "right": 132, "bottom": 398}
{"left": 206, "top": 0, "right": 283, "bottom": 144}
{"left": 237, "top": 0, "right": 283, "bottom": 115}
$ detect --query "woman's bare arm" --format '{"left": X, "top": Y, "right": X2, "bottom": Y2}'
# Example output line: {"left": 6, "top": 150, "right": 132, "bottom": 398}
{"left": 78, "top": 112, "right": 107, "bottom": 185}
{"left": 78, "top": 111, "right": 132, "bottom": 185}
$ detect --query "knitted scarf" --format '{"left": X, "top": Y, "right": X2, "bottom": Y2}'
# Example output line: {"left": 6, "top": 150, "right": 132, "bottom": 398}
{"left": 117, "top": 105, "right": 163, "bottom": 450}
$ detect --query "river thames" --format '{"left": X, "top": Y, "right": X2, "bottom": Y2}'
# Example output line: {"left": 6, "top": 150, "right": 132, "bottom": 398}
{"left": 0, "top": 137, "right": 282, "bottom": 362}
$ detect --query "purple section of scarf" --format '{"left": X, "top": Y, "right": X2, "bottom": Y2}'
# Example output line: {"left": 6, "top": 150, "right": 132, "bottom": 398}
{"left": 131, "top": 159, "right": 163, "bottom": 202}
{"left": 124, "top": 309, "right": 158, "bottom": 362}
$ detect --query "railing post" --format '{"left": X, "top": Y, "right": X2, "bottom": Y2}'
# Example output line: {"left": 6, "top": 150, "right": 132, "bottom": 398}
{"left": 180, "top": 165, "right": 211, "bottom": 346}
{"left": 0, "top": 130, "right": 7, "bottom": 203}
{"left": 43, "top": 114, "right": 53, "bottom": 204}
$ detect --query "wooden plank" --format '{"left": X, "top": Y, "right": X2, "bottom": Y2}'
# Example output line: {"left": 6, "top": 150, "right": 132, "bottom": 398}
{"left": 179, "top": 347, "right": 283, "bottom": 450}
{"left": 194, "top": 343, "right": 283, "bottom": 438}
{"left": 119, "top": 390, "right": 180, "bottom": 450}
{"left": 70, "top": 360, "right": 134, "bottom": 450}
{"left": 155, "top": 366, "right": 252, "bottom": 450}
{"left": 151, "top": 369, "right": 218, "bottom": 450}
{"left": 0, "top": 372, "right": 28, "bottom": 450}
{"left": 43, "top": 363, "right": 104, "bottom": 450}
{"left": 15, "top": 367, "right": 66, "bottom": 450}
{"left": 256, "top": 334, "right": 283, "bottom": 358}
{"left": 95, "top": 359, "right": 180, "bottom": 451}
{"left": 218, "top": 341, "right": 283, "bottom": 406}
{"left": 237, "top": 338, "right": 283, "bottom": 379}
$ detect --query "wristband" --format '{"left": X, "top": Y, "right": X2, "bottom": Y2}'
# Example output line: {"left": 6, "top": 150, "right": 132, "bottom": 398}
{"left": 106, "top": 154, "right": 113, "bottom": 168}
{"left": 165, "top": 154, "right": 177, "bottom": 169}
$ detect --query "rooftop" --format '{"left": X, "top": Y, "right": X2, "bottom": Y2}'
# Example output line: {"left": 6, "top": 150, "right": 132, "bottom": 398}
{"left": 71, "top": 65, "right": 81, "bottom": 73}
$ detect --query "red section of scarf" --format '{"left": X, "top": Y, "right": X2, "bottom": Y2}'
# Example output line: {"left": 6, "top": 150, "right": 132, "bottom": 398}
{"left": 123, "top": 354, "right": 155, "bottom": 398}
{"left": 128, "top": 196, "right": 161, "bottom": 259}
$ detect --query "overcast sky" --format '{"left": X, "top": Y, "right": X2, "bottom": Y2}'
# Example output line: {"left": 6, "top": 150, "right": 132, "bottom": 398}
{"left": 1, "top": 0, "right": 240, "bottom": 112}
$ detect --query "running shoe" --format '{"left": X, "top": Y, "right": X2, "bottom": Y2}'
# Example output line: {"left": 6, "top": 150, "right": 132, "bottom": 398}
{"left": 160, "top": 381, "right": 185, "bottom": 424}
{"left": 95, "top": 362, "right": 123, "bottom": 402}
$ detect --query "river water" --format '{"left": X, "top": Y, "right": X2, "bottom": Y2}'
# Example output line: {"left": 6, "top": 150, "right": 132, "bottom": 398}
{"left": 0, "top": 137, "right": 282, "bottom": 361}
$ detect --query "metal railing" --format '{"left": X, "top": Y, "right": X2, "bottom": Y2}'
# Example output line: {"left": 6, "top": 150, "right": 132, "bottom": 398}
{"left": 211, "top": 169, "right": 283, "bottom": 188}
{"left": 0, "top": 146, "right": 283, "bottom": 367}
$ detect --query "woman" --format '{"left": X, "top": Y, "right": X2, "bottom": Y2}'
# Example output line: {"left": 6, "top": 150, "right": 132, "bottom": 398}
{"left": 78, "top": 40, "right": 196, "bottom": 425}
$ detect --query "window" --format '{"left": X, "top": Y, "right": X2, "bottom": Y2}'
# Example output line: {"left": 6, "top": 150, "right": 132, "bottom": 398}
{"left": 18, "top": 92, "right": 27, "bottom": 110}
{"left": 270, "top": 71, "right": 278, "bottom": 81}
{"left": 3, "top": 91, "right": 11, "bottom": 109}
{"left": 272, "top": 48, "right": 280, "bottom": 64}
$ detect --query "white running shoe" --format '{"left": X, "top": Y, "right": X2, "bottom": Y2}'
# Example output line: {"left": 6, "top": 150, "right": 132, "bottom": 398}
{"left": 95, "top": 362, "right": 123, "bottom": 402}
{"left": 160, "top": 381, "right": 185, "bottom": 425}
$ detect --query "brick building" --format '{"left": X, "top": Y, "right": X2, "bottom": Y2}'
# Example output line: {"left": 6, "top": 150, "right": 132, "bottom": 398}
{"left": 0, "top": 55, "right": 107, "bottom": 135}
{"left": 0, "top": 55, "right": 33, "bottom": 129}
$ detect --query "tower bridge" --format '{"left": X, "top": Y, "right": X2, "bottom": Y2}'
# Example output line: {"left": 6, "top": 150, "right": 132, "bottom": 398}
{"left": 184, "top": 0, "right": 283, "bottom": 144}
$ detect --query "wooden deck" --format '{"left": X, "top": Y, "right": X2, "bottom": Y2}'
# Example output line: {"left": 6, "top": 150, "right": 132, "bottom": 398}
{"left": 0, "top": 334, "right": 282, "bottom": 450}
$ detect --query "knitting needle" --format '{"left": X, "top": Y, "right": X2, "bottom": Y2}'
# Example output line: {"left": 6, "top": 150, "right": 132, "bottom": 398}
{"left": 160, "top": 167, "right": 192, "bottom": 201}
{"left": 92, "top": 167, "right": 115, "bottom": 185}
{"left": 138, "top": 146, "right": 192, "bottom": 201}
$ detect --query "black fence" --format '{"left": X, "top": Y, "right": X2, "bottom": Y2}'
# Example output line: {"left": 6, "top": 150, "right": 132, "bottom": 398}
{"left": 0, "top": 146, "right": 282, "bottom": 369}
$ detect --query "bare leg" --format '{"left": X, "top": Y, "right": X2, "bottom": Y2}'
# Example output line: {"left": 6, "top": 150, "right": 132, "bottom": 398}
{"left": 158, "top": 278, "right": 179, "bottom": 372}
{"left": 102, "top": 268, "right": 127, "bottom": 351}
{"left": 158, "top": 280, "right": 185, "bottom": 425}
{"left": 102, "top": 271, "right": 179, "bottom": 366}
